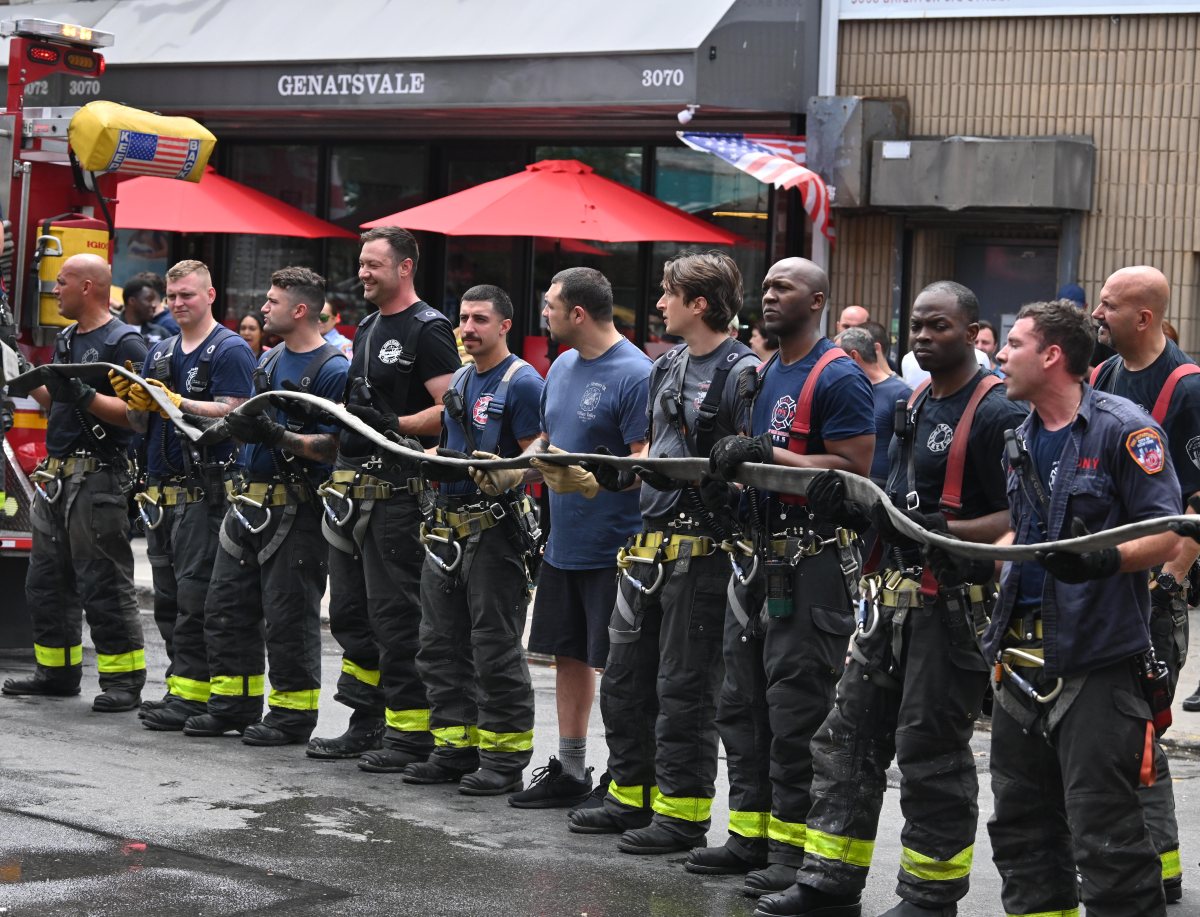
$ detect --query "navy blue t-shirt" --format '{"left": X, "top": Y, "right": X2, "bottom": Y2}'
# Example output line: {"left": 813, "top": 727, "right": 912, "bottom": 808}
{"left": 442, "top": 355, "right": 545, "bottom": 497}
{"left": 46, "top": 319, "right": 147, "bottom": 457}
{"left": 145, "top": 324, "right": 256, "bottom": 476}
{"left": 1013, "top": 417, "right": 1077, "bottom": 611}
{"left": 541, "top": 338, "right": 651, "bottom": 569}
{"left": 870, "top": 374, "right": 912, "bottom": 484}
{"left": 242, "top": 344, "right": 349, "bottom": 481}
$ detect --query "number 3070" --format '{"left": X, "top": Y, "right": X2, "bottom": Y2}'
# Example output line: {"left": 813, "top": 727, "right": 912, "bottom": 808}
{"left": 641, "top": 69, "right": 685, "bottom": 88}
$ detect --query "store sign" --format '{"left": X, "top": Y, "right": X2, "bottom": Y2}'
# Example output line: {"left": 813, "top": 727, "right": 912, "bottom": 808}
{"left": 839, "top": 0, "right": 1200, "bottom": 18}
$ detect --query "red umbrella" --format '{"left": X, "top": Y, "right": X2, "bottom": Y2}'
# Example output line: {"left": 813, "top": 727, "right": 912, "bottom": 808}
{"left": 113, "top": 167, "right": 356, "bottom": 239}
{"left": 363, "top": 159, "right": 743, "bottom": 245}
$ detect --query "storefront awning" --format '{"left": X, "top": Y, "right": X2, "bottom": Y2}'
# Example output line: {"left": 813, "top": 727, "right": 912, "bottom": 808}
{"left": 2, "top": 0, "right": 819, "bottom": 115}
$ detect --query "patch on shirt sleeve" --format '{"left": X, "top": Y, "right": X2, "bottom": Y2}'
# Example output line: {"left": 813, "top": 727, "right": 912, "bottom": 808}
{"left": 1126, "top": 427, "right": 1165, "bottom": 474}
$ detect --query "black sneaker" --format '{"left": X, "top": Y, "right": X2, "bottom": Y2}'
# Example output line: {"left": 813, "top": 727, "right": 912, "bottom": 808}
{"left": 1183, "top": 685, "right": 1200, "bottom": 712}
{"left": 508, "top": 756, "right": 593, "bottom": 809}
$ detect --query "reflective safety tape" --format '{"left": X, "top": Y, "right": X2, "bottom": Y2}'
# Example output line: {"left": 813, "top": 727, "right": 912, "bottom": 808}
{"left": 269, "top": 688, "right": 320, "bottom": 711}
{"left": 729, "top": 810, "right": 770, "bottom": 839}
{"left": 210, "top": 674, "right": 265, "bottom": 697}
{"left": 341, "top": 658, "right": 380, "bottom": 687}
{"left": 652, "top": 794, "right": 713, "bottom": 823}
{"left": 432, "top": 724, "right": 479, "bottom": 748}
{"left": 805, "top": 828, "right": 875, "bottom": 869}
{"left": 767, "top": 816, "right": 807, "bottom": 849}
{"left": 1161, "top": 846, "right": 1182, "bottom": 880}
{"left": 900, "top": 844, "right": 973, "bottom": 882}
{"left": 477, "top": 728, "right": 533, "bottom": 753}
{"left": 34, "top": 643, "right": 83, "bottom": 668}
{"left": 96, "top": 649, "right": 147, "bottom": 673}
{"left": 607, "top": 782, "right": 656, "bottom": 810}
{"left": 168, "top": 675, "right": 211, "bottom": 703}
{"left": 1005, "top": 910, "right": 1079, "bottom": 917}
{"left": 385, "top": 707, "right": 431, "bottom": 732}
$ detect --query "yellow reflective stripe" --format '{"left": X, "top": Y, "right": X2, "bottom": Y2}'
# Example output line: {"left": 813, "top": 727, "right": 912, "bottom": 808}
{"left": 729, "top": 810, "right": 770, "bottom": 839}
{"left": 385, "top": 708, "right": 431, "bottom": 732}
{"left": 34, "top": 643, "right": 83, "bottom": 667}
{"left": 1005, "top": 910, "right": 1079, "bottom": 917}
{"left": 269, "top": 688, "right": 320, "bottom": 711}
{"left": 1161, "top": 847, "right": 1181, "bottom": 880}
{"left": 96, "top": 649, "right": 146, "bottom": 673}
{"left": 900, "top": 844, "right": 973, "bottom": 882}
{"left": 209, "top": 674, "right": 265, "bottom": 697}
{"left": 652, "top": 794, "right": 712, "bottom": 823}
{"left": 767, "top": 816, "right": 807, "bottom": 848}
{"left": 607, "top": 782, "right": 654, "bottom": 810}
{"left": 168, "top": 675, "right": 211, "bottom": 702}
{"left": 477, "top": 728, "right": 533, "bottom": 752}
{"left": 432, "top": 725, "right": 479, "bottom": 748}
{"left": 805, "top": 828, "right": 875, "bottom": 869}
{"left": 341, "top": 658, "right": 380, "bottom": 687}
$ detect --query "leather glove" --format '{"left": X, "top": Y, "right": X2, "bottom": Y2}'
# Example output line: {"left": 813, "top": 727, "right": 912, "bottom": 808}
{"left": 581, "top": 445, "right": 636, "bottom": 492}
{"left": 531, "top": 444, "right": 600, "bottom": 498}
{"left": 469, "top": 449, "right": 525, "bottom": 495}
{"left": 1036, "top": 517, "right": 1121, "bottom": 584}
{"left": 421, "top": 448, "right": 474, "bottom": 484}
{"left": 107, "top": 360, "right": 137, "bottom": 401}
{"left": 346, "top": 402, "right": 399, "bottom": 437}
{"left": 142, "top": 377, "right": 183, "bottom": 417}
{"left": 871, "top": 501, "right": 947, "bottom": 550}
{"left": 44, "top": 372, "right": 96, "bottom": 409}
{"left": 1168, "top": 517, "right": 1200, "bottom": 542}
{"left": 708, "top": 432, "right": 774, "bottom": 481}
{"left": 186, "top": 412, "right": 231, "bottom": 447}
{"left": 924, "top": 542, "right": 995, "bottom": 588}
{"left": 805, "top": 470, "right": 870, "bottom": 532}
{"left": 225, "top": 410, "right": 286, "bottom": 447}
{"left": 109, "top": 360, "right": 157, "bottom": 413}
{"left": 632, "top": 462, "right": 684, "bottom": 492}
{"left": 698, "top": 474, "right": 740, "bottom": 533}
{"left": 267, "top": 379, "right": 338, "bottom": 427}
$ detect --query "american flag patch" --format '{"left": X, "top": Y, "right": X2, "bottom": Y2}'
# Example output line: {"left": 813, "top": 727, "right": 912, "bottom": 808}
{"left": 105, "top": 130, "right": 200, "bottom": 180}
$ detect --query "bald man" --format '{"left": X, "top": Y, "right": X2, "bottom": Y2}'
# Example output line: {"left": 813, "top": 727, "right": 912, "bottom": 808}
{"left": 2, "top": 254, "right": 149, "bottom": 713}
{"left": 835, "top": 304, "right": 869, "bottom": 334}
{"left": 1090, "top": 265, "right": 1197, "bottom": 904}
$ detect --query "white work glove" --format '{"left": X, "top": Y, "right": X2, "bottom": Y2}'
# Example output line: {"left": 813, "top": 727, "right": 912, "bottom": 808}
{"left": 469, "top": 450, "right": 525, "bottom": 496}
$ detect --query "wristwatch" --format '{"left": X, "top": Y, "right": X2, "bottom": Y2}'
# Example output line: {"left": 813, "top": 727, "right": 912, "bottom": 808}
{"left": 1153, "top": 571, "right": 1184, "bottom": 596}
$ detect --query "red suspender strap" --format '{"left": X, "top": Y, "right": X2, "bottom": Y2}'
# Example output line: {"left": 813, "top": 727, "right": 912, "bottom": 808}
{"left": 1089, "top": 362, "right": 1104, "bottom": 386}
{"left": 908, "top": 377, "right": 931, "bottom": 408}
{"left": 787, "top": 346, "right": 851, "bottom": 456}
{"left": 939, "top": 373, "right": 1004, "bottom": 519}
{"left": 1150, "top": 363, "right": 1200, "bottom": 425}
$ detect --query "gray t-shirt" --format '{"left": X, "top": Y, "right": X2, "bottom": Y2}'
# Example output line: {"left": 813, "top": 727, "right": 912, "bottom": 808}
{"left": 641, "top": 337, "right": 758, "bottom": 519}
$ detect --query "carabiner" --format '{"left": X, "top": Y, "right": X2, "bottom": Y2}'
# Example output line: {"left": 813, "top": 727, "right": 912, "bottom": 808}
{"left": 33, "top": 477, "right": 62, "bottom": 505}
{"left": 999, "top": 648, "right": 1064, "bottom": 704}
{"left": 621, "top": 561, "right": 665, "bottom": 596}
{"left": 856, "top": 578, "right": 881, "bottom": 638}
{"left": 319, "top": 485, "right": 354, "bottom": 528}
{"left": 729, "top": 551, "right": 759, "bottom": 586}
{"left": 232, "top": 502, "right": 273, "bottom": 534}
{"left": 136, "top": 497, "right": 165, "bottom": 531}
{"left": 422, "top": 530, "right": 463, "bottom": 574}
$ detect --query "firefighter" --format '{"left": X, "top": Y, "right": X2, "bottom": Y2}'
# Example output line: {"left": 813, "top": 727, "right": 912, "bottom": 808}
{"left": 566, "top": 252, "right": 758, "bottom": 853}
{"left": 110, "top": 260, "right": 257, "bottom": 729}
{"left": 2, "top": 254, "right": 147, "bottom": 711}
{"left": 402, "top": 284, "right": 542, "bottom": 794}
{"left": 988, "top": 299, "right": 1178, "bottom": 916}
{"left": 1090, "top": 266, "right": 1197, "bottom": 902}
{"left": 756, "top": 281, "right": 1025, "bottom": 917}
{"left": 305, "top": 227, "right": 461, "bottom": 769}
{"left": 689, "top": 257, "right": 874, "bottom": 897}
{"left": 180, "top": 267, "right": 348, "bottom": 745}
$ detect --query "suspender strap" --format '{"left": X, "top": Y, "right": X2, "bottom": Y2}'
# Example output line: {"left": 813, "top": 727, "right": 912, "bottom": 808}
{"left": 940, "top": 373, "right": 1003, "bottom": 518}
{"left": 787, "top": 346, "right": 851, "bottom": 456}
{"left": 478, "top": 358, "right": 528, "bottom": 456}
{"left": 1151, "top": 363, "right": 1200, "bottom": 425}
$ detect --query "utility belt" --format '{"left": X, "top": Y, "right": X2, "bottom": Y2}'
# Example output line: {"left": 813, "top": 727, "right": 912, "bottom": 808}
{"left": 616, "top": 529, "right": 718, "bottom": 597}
{"left": 135, "top": 475, "right": 208, "bottom": 530}
{"left": 317, "top": 467, "right": 425, "bottom": 527}
{"left": 223, "top": 475, "right": 312, "bottom": 535}
{"left": 420, "top": 493, "right": 538, "bottom": 577}
{"left": 32, "top": 451, "right": 114, "bottom": 503}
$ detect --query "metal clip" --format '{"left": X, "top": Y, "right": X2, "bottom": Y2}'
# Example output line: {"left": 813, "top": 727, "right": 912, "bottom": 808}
{"left": 729, "top": 551, "right": 759, "bottom": 586}
{"left": 318, "top": 485, "right": 354, "bottom": 527}
{"left": 999, "top": 648, "right": 1064, "bottom": 704}
{"left": 622, "top": 561, "right": 665, "bottom": 596}
{"left": 905, "top": 491, "right": 920, "bottom": 511}
{"left": 232, "top": 502, "right": 273, "bottom": 534}
{"left": 362, "top": 455, "right": 383, "bottom": 470}
{"left": 32, "top": 470, "right": 62, "bottom": 504}
{"left": 856, "top": 576, "right": 881, "bottom": 638}
{"left": 422, "top": 528, "right": 463, "bottom": 574}
{"left": 135, "top": 492, "right": 165, "bottom": 530}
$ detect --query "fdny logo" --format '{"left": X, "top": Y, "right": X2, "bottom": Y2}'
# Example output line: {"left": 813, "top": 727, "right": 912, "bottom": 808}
{"left": 578, "top": 381, "right": 605, "bottom": 421}
{"left": 378, "top": 339, "right": 403, "bottom": 365}
{"left": 81, "top": 347, "right": 99, "bottom": 363}
{"left": 185, "top": 366, "right": 202, "bottom": 393}
{"left": 472, "top": 394, "right": 492, "bottom": 427}
{"left": 1126, "top": 427, "right": 1165, "bottom": 474}
{"left": 927, "top": 423, "right": 954, "bottom": 453}
{"left": 1187, "top": 435, "right": 1200, "bottom": 471}
{"left": 769, "top": 395, "right": 796, "bottom": 441}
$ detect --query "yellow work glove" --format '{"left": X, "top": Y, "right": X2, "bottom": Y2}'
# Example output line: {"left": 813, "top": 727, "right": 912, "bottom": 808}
{"left": 142, "top": 377, "right": 183, "bottom": 418}
{"left": 107, "top": 360, "right": 137, "bottom": 402}
{"left": 469, "top": 450, "right": 525, "bottom": 496}
{"left": 530, "top": 444, "right": 599, "bottom": 499}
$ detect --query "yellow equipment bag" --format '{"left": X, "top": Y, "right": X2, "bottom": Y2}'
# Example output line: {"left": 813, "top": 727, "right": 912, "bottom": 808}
{"left": 68, "top": 101, "right": 215, "bottom": 183}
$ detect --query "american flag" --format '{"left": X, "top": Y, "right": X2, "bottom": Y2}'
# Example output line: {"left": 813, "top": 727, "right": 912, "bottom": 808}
{"left": 677, "top": 132, "right": 834, "bottom": 244}
{"left": 106, "top": 130, "right": 200, "bottom": 180}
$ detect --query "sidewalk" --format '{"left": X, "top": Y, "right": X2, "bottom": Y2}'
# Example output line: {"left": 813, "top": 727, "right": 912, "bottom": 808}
{"left": 128, "top": 536, "right": 1200, "bottom": 752}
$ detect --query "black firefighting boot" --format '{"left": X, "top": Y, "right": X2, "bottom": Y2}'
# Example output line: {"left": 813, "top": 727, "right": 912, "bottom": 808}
{"left": 182, "top": 713, "right": 259, "bottom": 737}
{"left": 459, "top": 769, "right": 523, "bottom": 796}
{"left": 402, "top": 760, "right": 475, "bottom": 785}
{"left": 242, "top": 722, "right": 312, "bottom": 747}
{"left": 92, "top": 688, "right": 142, "bottom": 713}
{"left": 753, "top": 883, "right": 862, "bottom": 917}
{"left": 617, "top": 823, "right": 703, "bottom": 855}
{"left": 142, "top": 699, "right": 206, "bottom": 731}
{"left": 2, "top": 671, "right": 81, "bottom": 697}
{"left": 876, "top": 902, "right": 955, "bottom": 917}
{"left": 568, "top": 804, "right": 653, "bottom": 835}
{"left": 306, "top": 712, "right": 385, "bottom": 760}
{"left": 686, "top": 845, "right": 769, "bottom": 875}
{"left": 745, "top": 863, "right": 802, "bottom": 898}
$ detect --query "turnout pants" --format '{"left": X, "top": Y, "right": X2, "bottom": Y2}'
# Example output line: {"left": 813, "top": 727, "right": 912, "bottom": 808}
{"left": 417, "top": 520, "right": 534, "bottom": 774}
{"left": 25, "top": 464, "right": 145, "bottom": 691}
{"left": 203, "top": 491, "right": 326, "bottom": 734}
{"left": 145, "top": 486, "right": 224, "bottom": 704}
{"left": 798, "top": 586, "right": 990, "bottom": 907}
{"left": 598, "top": 533, "right": 727, "bottom": 843}
{"left": 988, "top": 657, "right": 1165, "bottom": 917}
{"left": 716, "top": 544, "right": 855, "bottom": 867}
{"left": 321, "top": 464, "right": 431, "bottom": 756}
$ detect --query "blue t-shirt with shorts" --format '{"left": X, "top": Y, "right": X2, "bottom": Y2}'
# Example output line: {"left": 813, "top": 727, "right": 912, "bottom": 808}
{"left": 540, "top": 337, "right": 651, "bottom": 569}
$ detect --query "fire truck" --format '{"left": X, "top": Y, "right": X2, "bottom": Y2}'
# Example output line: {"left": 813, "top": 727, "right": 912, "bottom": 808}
{"left": 0, "top": 18, "right": 213, "bottom": 649}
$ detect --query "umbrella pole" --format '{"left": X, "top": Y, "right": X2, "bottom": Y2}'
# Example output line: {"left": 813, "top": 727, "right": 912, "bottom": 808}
{"left": 545, "top": 238, "right": 562, "bottom": 366}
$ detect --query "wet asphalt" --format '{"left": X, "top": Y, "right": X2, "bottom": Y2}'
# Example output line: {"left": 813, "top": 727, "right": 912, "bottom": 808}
{"left": 1, "top": 618, "right": 1199, "bottom": 917}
